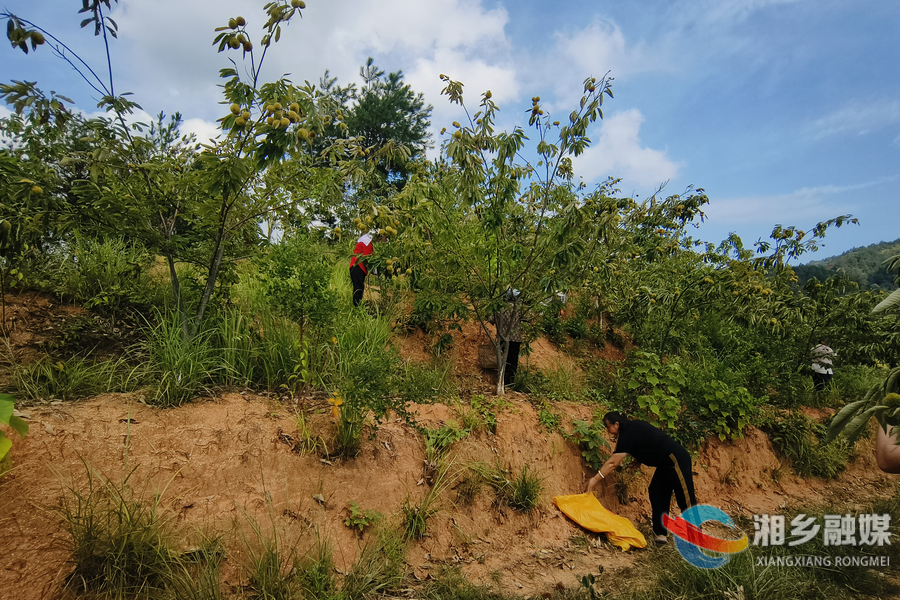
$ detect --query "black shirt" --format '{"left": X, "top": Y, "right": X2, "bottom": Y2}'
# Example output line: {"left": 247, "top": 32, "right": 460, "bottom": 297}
{"left": 613, "top": 420, "right": 686, "bottom": 467}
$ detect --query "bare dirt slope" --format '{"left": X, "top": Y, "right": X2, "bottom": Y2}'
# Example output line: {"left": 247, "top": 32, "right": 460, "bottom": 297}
{"left": 2, "top": 389, "right": 896, "bottom": 600}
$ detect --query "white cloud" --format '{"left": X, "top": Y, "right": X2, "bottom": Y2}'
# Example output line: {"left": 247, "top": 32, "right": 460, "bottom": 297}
{"left": 0, "top": 105, "right": 11, "bottom": 120}
{"left": 109, "top": 0, "right": 514, "bottom": 127}
{"left": 406, "top": 47, "right": 519, "bottom": 136}
{"left": 809, "top": 100, "right": 900, "bottom": 140}
{"left": 705, "top": 179, "right": 891, "bottom": 226}
{"left": 573, "top": 109, "right": 679, "bottom": 189}
{"left": 695, "top": 0, "right": 801, "bottom": 25}
{"left": 182, "top": 118, "right": 222, "bottom": 144}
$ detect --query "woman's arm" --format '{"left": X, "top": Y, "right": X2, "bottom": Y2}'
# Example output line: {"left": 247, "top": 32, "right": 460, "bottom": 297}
{"left": 586, "top": 452, "right": 627, "bottom": 493}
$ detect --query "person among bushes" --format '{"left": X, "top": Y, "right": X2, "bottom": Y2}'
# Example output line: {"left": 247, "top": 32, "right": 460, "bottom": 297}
{"left": 488, "top": 289, "right": 524, "bottom": 387}
{"left": 810, "top": 340, "right": 835, "bottom": 391}
{"left": 350, "top": 232, "right": 374, "bottom": 307}
{"left": 586, "top": 411, "right": 697, "bottom": 544}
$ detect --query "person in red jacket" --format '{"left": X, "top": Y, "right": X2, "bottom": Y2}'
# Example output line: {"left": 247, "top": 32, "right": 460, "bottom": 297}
{"left": 350, "top": 232, "right": 374, "bottom": 307}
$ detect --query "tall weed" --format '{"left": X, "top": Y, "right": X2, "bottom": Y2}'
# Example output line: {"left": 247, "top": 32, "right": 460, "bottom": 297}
{"left": 402, "top": 462, "right": 458, "bottom": 542}
{"left": 60, "top": 463, "right": 179, "bottom": 599}
{"left": 11, "top": 349, "right": 145, "bottom": 403}
{"left": 331, "top": 309, "right": 401, "bottom": 426}
{"left": 146, "top": 312, "right": 216, "bottom": 407}
{"left": 342, "top": 526, "right": 407, "bottom": 600}
{"left": 396, "top": 358, "right": 457, "bottom": 404}
{"left": 762, "top": 412, "right": 851, "bottom": 479}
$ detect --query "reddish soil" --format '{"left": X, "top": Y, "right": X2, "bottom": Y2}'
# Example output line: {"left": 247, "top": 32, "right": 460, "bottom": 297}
{"left": 2, "top": 391, "right": 896, "bottom": 600}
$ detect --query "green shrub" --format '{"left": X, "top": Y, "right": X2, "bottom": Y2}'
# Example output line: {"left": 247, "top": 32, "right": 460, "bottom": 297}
{"left": 259, "top": 235, "right": 336, "bottom": 343}
{"left": 513, "top": 365, "right": 548, "bottom": 395}
{"left": 0, "top": 392, "right": 28, "bottom": 474}
{"left": 686, "top": 378, "right": 762, "bottom": 441}
{"left": 424, "top": 421, "right": 469, "bottom": 459}
{"left": 569, "top": 418, "right": 611, "bottom": 471}
{"left": 343, "top": 501, "right": 383, "bottom": 534}
{"left": 614, "top": 351, "right": 686, "bottom": 431}
{"left": 454, "top": 394, "right": 507, "bottom": 434}
{"left": 53, "top": 235, "right": 165, "bottom": 317}
{"left": 762, "top": 412, "right": 851, "bottom": 479}
{"left": 540, "top": 300, "right": 568, "bottom": 346}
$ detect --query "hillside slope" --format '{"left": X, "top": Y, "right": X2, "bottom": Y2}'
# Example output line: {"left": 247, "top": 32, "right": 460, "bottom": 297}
{"left": 1, "top": 392, "right": 895, "bottom": 599}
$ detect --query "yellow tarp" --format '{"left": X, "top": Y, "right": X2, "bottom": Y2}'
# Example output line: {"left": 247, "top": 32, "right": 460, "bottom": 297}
{"left": 553, "top": 493, "right": 647, "bottom": 551}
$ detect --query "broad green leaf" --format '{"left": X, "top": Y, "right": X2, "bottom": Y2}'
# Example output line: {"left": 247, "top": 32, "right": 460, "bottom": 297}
{"left": 0, "top": 394, "right": 13, "bottom": 425}
{"left": 8, "top": 415, "right": 28, "bottom": 439}
{"left": 0, "top": 434, "right": 11, "bottom": 461}
{"left": 872, "top": 288, "right": 900, "bottom": 314}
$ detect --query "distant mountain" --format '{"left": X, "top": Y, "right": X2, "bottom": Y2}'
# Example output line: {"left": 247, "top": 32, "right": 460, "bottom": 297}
{"left": 794, "top": 239, "right": 900, "bottom": 291}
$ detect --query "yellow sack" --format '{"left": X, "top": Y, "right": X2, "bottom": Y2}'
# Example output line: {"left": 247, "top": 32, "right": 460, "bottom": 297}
{"left": 553, "top": 493, "right": 647, "bottom": 551}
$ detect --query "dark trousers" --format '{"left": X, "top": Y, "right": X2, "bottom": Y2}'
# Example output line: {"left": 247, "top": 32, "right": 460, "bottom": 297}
{"left": 350, "top": 265, "right": 367, "bottom": 307}
{"left": 503, "top": 341, "right": 521, "bottom": 386}
{"left": 648, "top": 451, "right": 696, "bottom": 536}
{"left": 812, "top": 372, "right": 832, "bottom": 392}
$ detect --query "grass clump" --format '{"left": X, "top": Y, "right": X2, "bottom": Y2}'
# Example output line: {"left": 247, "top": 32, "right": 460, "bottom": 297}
{"left": 146, "top": 311, "right": 216, "bottom": 407}
{"left": 295, "top": 536, "right": 337, "bottom": 600}
{"left": 60, "top": 463, "right": 179, "bottom": 599}
{"left": 421, "top": 566, "right": 511, "bottom": 600}
{"left": 403, "top": 461, "right": 457, "bottom": 542}
{"left": 342, "top": 526, "right": 407, "bottom": 600}
{"left": 11, "top": 351, "right": 145, "bottom": 403}
{"left": 396, "top": 358, "right": 457, "bottom": 404}
{"left": 471, "top": 462, "right": 543, "bottom": 513}
{"left": 762, "top": 411, "right": 851, "bottom": 479}
{"left": 164, "top": 538, "right": 226, "bottom": 600}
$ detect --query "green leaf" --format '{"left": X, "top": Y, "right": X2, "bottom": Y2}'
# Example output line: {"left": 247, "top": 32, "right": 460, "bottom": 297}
{"left": 0, "top": 394, "right": 13, "bottom": 425}
{"left": 0, "top": 434, "right": 11, "bottom": 462}
{"left": 8, "top": 415, "right": 28, "bottom": 439}
{"left": 826, "top": 397, "right": 871, "bottom": 442}
{"left": 873, "top": 288, "right": 900, "bottom": 314}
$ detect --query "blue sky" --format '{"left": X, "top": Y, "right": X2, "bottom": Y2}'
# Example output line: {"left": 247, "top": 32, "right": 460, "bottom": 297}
{"left": 2, "top": 0, "right": 898, "bottom": 262}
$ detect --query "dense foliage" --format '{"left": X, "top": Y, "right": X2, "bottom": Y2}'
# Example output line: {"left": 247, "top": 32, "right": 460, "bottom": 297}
{"left": 1, "top": 0, "right": 898, "bottom": 458}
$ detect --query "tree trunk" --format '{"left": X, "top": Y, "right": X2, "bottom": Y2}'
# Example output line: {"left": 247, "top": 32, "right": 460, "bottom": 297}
{"left": 165, "top": 252, "right": 189, "bottom": 340}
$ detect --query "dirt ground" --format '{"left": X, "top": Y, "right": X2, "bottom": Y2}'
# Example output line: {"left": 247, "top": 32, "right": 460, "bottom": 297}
{"left": 2, "top": 390, "right": 897, "bottom": 600}
{"left": 1, "top": 293, "right": 898, "bottom": 599}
